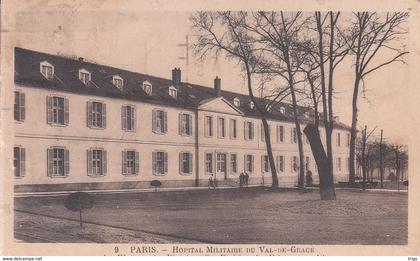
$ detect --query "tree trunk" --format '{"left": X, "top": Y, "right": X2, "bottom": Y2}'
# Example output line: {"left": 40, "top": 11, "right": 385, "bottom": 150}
{"left": 261, "top": 116, "right": 279, "bottom": 188}
{"left": 349, "top": 77, "right": 360, "bottom": 185}
{"left": 304, "top": 123, "right": 336, "bottom": 200}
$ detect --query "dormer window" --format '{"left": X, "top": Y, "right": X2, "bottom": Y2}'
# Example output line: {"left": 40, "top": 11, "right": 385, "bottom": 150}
{"left": 112, "top": 75, "right": 123, "bottom": 89}
{"left": 304, "top": 111, "right": 310, "bottom": 118}
{"left": 233, "top": 97, "right": 240, "bottom": 107}
{"left": 168, "top": 86, "right": 177, "bottom": 98}
{"left": 266, "top": 105, "right": 272, "bottom": 112}
{"left": 79, "top": 69, "right": 91, "bottom": 85}
{"left": 40, "top": 61, "right": 54, "bottom": 80}
{"left": 249, "top": 101, "right": 255, "bottom": 109}
{"left": 280, "top": 106, "right": 286, "bottom": 114}
{"left": 142, "top": 80, "right": 152, "bottom": 95}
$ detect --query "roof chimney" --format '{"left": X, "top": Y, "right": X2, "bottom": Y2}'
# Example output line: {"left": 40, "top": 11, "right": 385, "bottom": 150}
{"left": 172, "top": 68, "right": 181, "bottom": 86}
{"left": 214, "top": 76, "right": 221, "bottom": 97}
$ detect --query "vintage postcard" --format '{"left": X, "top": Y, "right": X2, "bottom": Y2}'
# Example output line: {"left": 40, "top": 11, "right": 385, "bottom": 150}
{"left": 0, "top": 0, "right": 419, "bottom": 257}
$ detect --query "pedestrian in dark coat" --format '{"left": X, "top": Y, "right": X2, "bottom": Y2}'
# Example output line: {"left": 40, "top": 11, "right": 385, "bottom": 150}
{"left": 244, "top": 172, "right": 249, "bottom": 186}
{"left": 239, "top": 173, "right": 244, "bottom": 187}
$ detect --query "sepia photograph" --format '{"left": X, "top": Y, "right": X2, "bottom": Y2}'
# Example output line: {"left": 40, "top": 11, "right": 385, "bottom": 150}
{"left": 1, "top": 0, "right": 419, "bottom": 257}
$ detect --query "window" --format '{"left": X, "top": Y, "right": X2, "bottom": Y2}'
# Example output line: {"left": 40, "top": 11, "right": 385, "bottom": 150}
{"left": 291, "top": 127, "right": 297, "bottom": 143}
{"left": 205, "top": 116, "right": 213, "bottom": 137}
{"left": 249, "top": 101, "right": 255, "bottom": 109}
{"left": 79, "top": 69, "right": 91, "bottom": 84}
{"left": 205, "top": 153, "right": 213, "bottom": 174}
{"left": 152, "top": 109, "right": 168, "bottom": 134}
{"left": 262, "top": 155, "right": 269, "bottom": 173}
{"left": 179, "top": 113, "right": 192, "bottom": 136}
{"left": 244, "top": 121, "right": 254, "bottom": 140}
{"left": 153, "top": 151, "right": 168, "bottom": 175}
{"left": 233, "top": 97, "right": 240, "bottom": 107}
{"left": 47, "top": 147, "right": 69, "bottom": 177}
{"left": 87, "top": 101, "right": 106, "bottom": 128}
{"left": 169, "top": 86, "right": 177, "bottom": 98}
{"left": 347, "top": 157, "right": 350, "bottom": 171}
{"left": 346, "top": 133, "right": 351, "bottom": 147}
{"left": 113, "top": 76, "right": 124, "bottom": 89}
{"left": 14, "top": 147, "right": 25, "bottom": 177}
{"left": 218, "top": 117, "right": 226, "bottom": 138}
{"left": 276, "top": 125, "right": 284, "bottom": 143}
{"left": 261, "top": 124, "right": 270, "bottom": 141}
{"left": 122, "top": 150, "right": 139, "bottom": 175}
{"left": 121, "top": 105, "right": 136, "bottom": 131}
{"left": 280, "top": 106, "right": 286, "bottom": 114}
{"left": 337, "top": 157, "right": 342, "bottom": 172}
{"left": 276, "top": 155, "right": 285, "bottom": 172}
{"left": 14, "top": 91, "right": 25, "bottom": 122}
{"left": 292, "top": 156, "right": 298, "bottom": 172}
{"left": 87, "top": 148, "right": 106, "bottom": 176}
{"left": 245, "top": 154, "right": 254, "bottom": 173}
{"left": 305, "top": 156, "right": 310, "bottom": 171}
{"left": 142, "top": 81, "right": 153, "bottom": 95}
{"left": 179, "top": 152, "right": 193, "bottom": 175}
{"left": 337, "top": 133, "right": 341, "bottom": 147}
{"left": 216, "top": 153, "right": 227, "bottom": 174}
{"left": 229, "top": 119, "right": 237, "bottom": 139}
{"left": 230, "top": 154, "right": 237, "bottom": 174}
{"left": 47, "top": 96, "right": 69, "bottom": 125}
{"left": 40, "top": 61, "right": 54, "bottom": 80}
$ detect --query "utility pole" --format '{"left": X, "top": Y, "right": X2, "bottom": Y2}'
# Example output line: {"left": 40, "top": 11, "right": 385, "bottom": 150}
{"left": 361, "top": 126, "right": 367, "bottom": 191}
{"left": 379, "top": 129, "right": 384, "bottom": 189}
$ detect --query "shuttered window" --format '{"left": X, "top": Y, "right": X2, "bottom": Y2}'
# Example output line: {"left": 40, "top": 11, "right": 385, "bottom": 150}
{"left": 205, "top": 153, "right": 213, "bottom": 174}
{"left": 87, "top": 101, "right": 106, "bottom": 128}
{"left": 87, "top": 148, "right": 107, "bottom": 176}
{"left": 276, "top": 125, "right": 284, "bottom": 143}
{"left": 152, "top": 109, "right": 167, "bottom": 134}
{"left": 217, "top": 117, "right": 226, "bottom": 138}
{"left": 179, "top": 152, "right": 193, "bottom": 175}
{"left": 47, "top": 147, "right": 69, "bottom": 177}
{"left": 230, "top": 154, "right": 237, "bottom": 174}
{"left": 122, "top": 105, "right": 136, "bottom": 131}
{"left": 244, "top": 121, "right": 254, "bottom": 140}
{"left": 262, "top": 155, "right": 269, "bottom": 173}
{"left": 229, "top": 119, "right": 237, "bottom": 139}
{"left": 179, "top": 113, "right": 192, "bottom": 136}
{"left": 122, "top": 150, "right": 139, "bottom": 175}
{"left": 14, "top": 91, "right": 25, "bottom": 122}
{"left": 205, "top": 116, "right": 213, "bottom": 137}
{"left": 276, "top": 155, "right": 285, "bottom": 172}
{"left": 13, "top": 146, "right": 25, "bottom": 177}
{"left": 47, "top": 96, "right": 69, "bottom": 125}
{"left": 153, "top": 151, "right": 168, "bottom": 175}
{"left": 244, "top": 154, "right": 254, "bottom": 173}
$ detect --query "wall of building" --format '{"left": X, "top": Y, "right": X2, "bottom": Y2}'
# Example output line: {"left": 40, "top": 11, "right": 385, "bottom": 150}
{"left": 14, "top": 84, "right": 351, "bottom": 192}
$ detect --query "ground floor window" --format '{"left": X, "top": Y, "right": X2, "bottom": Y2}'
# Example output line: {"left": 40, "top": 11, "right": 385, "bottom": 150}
{"left": 216, "top": 153, "right": 227, "bottom": 173}
{"left": 153, "top": 151, "right": 168, "bottom": 175}
{"left": 88, "top": 148, "right": 106, "bottom": 176}
{"left": 277, "top": 155, "right": 284, "bottom": 172}
{"left": 230, "top": 154, "right": 237, "bottom": 174}
{"left": 180, "top": 152, "right": 192, "bottom": 175}
{"left": 245, "top": 154, "right": 254, "bottom": 173}
{"left": 305, "top": 156, "right": 310, "bottom": 171}
{"left": 262, "top": 155, "right": 269, "bottom": 173}
{"left": 123, "top": 150, "right": 139, "bottom": 175}
{"left": 205, "top": 153, "right": 213, "bottom": 174}
{"left": 337, "top": 157, "right": 342, "bottom": 172}
{"left": 14, "top": 146, "right": 25, "bottom": 177}
{"left": 292, "top": 156, "right": 298, "bottom": 172}
{"left": 48, "top": 147, "right": 69, "bottom": 177}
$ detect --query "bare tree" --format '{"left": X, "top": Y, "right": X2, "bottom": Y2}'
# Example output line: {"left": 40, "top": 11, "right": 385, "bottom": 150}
{"left": 348, "top": 12, "right": 409, "bottom": 185}
{"left": 190, "top": 11, "right": 285, "bottom": 188}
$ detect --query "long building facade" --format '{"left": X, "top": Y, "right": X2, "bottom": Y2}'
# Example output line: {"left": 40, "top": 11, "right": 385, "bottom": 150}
{"left": 13, "top": 47, "right": 352, "bottom": 192}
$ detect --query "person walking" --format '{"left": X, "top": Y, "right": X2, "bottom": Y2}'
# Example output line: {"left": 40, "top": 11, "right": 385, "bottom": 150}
{"left": 244, "top": 172, "right": 249, "bottom": 187}
{"left": 208, "top": 174, "right": 216, "bottom": 190}
{"left": 239, "top": 172, "right": 244, "bottom": 187}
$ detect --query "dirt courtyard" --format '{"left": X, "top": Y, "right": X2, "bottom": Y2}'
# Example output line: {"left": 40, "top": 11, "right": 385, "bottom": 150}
{"left": 14, "top": 187, "right": 407, "bottom": 244}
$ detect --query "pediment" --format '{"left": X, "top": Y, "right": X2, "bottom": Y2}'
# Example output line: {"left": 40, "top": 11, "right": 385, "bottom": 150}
{"left": 198, "top": 97, "right": 244, "bottom": 115}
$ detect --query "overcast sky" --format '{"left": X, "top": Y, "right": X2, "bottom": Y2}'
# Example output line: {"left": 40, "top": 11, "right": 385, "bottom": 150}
{"left": 7, "top": 1, "right": 412, "bottom": 144}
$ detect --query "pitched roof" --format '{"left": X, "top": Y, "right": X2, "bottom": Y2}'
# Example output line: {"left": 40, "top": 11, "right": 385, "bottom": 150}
{"left": 14, "top": 47, "right": 350, "bottom": 130}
